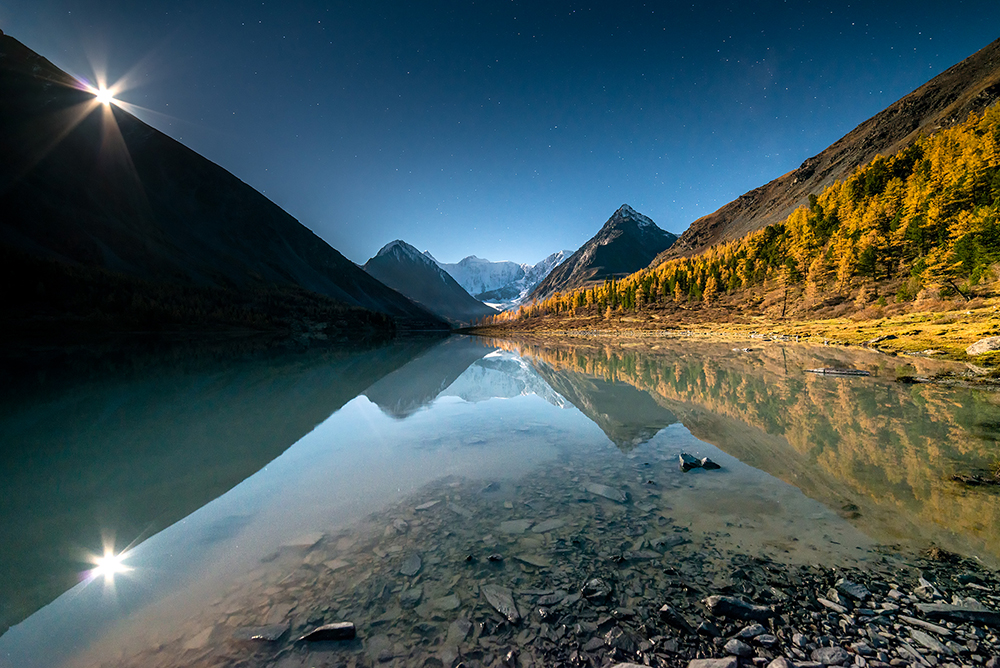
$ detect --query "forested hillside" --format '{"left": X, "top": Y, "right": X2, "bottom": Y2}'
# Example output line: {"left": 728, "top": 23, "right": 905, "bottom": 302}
{"left": 488, "top": 105, "right": 1000, "bottom": 325}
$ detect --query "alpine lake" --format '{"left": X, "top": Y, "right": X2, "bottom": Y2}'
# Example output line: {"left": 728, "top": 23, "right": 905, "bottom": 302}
{"left": 2, "top": 334, "right": 999, "bottom": 668}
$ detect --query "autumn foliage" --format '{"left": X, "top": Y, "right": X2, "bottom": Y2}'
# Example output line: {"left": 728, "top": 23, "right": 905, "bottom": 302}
{"left": 487, "top": 105, "right": 1000, "bottom": 325}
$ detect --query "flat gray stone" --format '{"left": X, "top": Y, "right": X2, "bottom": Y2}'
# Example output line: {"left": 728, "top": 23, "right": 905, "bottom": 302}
{"left": 812, "top": 647, "right": 849, "bottom": 665}
{"left": 817, "top": 597, "right": 848, "bottom": 614}
{"left": 400, "top": 553, "right": 422, "bottom": 577}
{"left": 583, "top": 482, "right": 627, "bottom": 502}
{"left": 499, "top": 519, "right": 534, "bottom": 534}
{"left": 297, "top": 622, "right": 356, "bottom": 642}
{"left": 481, "top": 584, "right": 520, "bottom": 622}
{"left": 767, "top": 658, "right": 795, "bottom": 668}
{"left": 910, "top": 629, "right": 948, "bottom": 654}
{"left": 532, "top": 518, "right": 566, "bottom": 533}
{"left": 687, "top": 659, "right": 738, "bottom": 668}
{"left": 736, "top": 623, "right": 767, "bottom": 638}
{"left": 703, "top": 595, "right": 775, "bottom": 621}
{"left": 724, "top": 639, "right": 755, "bottom": 657}
{"left": 232, "top": 623, "right": 289, "bottom": 642}
{"left": 836, "top": 578, "right": 872, "bottom": 601}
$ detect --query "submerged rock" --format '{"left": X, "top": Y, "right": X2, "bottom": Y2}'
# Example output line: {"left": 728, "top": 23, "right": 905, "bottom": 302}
{"left": 582, "top": 577, "right": 612, "bottom": 600}
{"left": 297, "top": 622, "right": 356, "bottom": 642}
{"left": 400, "top": 553, "right": 422, "bottom": 576}
{"left": 583, "top": 482, "right": 627, "bottom": 502}
{"left": 481, "top": 584, "right": 520, "bottom": 623}
{"left": 232, "top": 623, "right": 289, "bottom": 642}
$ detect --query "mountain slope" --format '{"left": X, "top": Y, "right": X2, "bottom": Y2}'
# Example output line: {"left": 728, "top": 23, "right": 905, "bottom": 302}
{"left": 363, "top": 240, "right": 498, "bottom": 325}
{"left": 656, "top": 36, "right": 1000, "bottom": 263}
{"left": 530, "top": 205, "right": 676, "bottom": 301}
{"left": 433, "top": 250, "right": 572, "bottom": 309}
{"left": 0, "top": 32, "right": 445, "bottom": 333}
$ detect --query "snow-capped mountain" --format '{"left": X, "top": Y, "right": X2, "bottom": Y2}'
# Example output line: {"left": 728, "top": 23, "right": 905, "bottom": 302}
{"left": 431, "top": 250, "right": 572, "bottom": 311}
{"left": 363, "top": 240, "right": 498, "bottom": 326}
{"left": 442, "top": 349, "right": 568, "bottom": 408}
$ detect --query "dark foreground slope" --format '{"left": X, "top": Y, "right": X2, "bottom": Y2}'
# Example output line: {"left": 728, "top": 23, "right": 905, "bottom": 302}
{"left": 657, "top": 36, "right": 1000, "bottom": 261}
{"left": 0, "top": 32, "right": 445, "bottom": 338}
{"left": 530, "top": 204, "right": 676, "bottom": 301}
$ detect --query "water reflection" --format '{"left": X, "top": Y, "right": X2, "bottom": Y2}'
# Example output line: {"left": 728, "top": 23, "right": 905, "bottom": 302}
{"left": 2, "top": 334, "right": 998, "bottom": 668}
{"left": 493, "top": 336, "right": 1000, "bottom": 565}
{"left": 0, "top": 338, "right": 440, "bottom": 632}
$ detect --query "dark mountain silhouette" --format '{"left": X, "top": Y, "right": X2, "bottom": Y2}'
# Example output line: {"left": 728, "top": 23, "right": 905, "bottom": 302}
{"left": 655, "top": 36, "right": 1000, "bottom": 262}
{"left": 0, "top": 32, "right": 445, "bottom": 336}
{"left": 363, "top": 336, "right": 496, "bottom": 418}
{"left": 530, "top": 204, "right": 677, "bottom": 301}
{"left": 363, "top": 240, "right": 498, "bottom": 325}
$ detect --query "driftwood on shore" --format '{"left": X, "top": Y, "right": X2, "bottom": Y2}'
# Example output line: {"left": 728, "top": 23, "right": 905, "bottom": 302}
{"left": 806, "top": 368, "right": 871, "bottom": 377}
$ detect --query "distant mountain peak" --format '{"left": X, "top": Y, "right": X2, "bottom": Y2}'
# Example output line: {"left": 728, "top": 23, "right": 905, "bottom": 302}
{"left": 610, "top": 204, "right": 656, "bottom": 229}
{"left": 376, "top": 240, "right": 434, "bottom": 266}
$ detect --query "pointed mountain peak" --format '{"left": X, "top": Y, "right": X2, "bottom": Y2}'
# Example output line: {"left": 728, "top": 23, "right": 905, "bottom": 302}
{"left": 375, "top": 239, "right": 433, "bottom": 265}
{"left": 609, "top": 204, "right": 657, "bottom": 229}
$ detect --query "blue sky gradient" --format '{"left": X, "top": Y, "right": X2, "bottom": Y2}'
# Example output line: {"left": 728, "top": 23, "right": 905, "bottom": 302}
{"left": 5, "top": 1, "right": 1000, "bottom": 264}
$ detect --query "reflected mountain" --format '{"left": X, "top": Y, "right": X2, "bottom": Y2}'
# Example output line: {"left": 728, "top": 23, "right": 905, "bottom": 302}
{"left": 0, "top": 338, "right": 438, "bottom": 632}
{"left": 442, "top": 350, "right": 568, "bottom": 407}
{"left": 491, "top": 337, "right": 1000, "bottom": 566}
{"left": 532, "top": 360, "right": 676, "bottom": 450}
{"left": 363, "top": 336, "right": 497, "bottom": 418}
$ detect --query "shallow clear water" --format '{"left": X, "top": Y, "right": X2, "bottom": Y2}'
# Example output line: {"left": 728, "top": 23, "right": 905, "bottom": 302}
{"left": 1, "top": 334, "right": 998, "bottom": 667}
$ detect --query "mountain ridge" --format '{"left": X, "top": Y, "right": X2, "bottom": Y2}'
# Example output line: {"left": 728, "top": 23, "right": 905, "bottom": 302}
{"left": 654, "top": 36, "right": 1000, "bottom": 264}
{"left": 0, "top": 33, "right": 447, "bottom": 336}
{"left": 529, "top": 204, "right": 677, "bottom": 302}
{"left": 363, "top": 240, "right": 498, "bottom": 325}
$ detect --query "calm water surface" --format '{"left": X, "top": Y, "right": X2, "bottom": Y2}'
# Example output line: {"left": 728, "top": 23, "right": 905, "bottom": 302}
{"left": 1, "top": 334, "right": 998, "bottom": 668}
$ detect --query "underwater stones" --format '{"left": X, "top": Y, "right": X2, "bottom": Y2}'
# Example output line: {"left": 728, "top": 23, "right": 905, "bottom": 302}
{"left": 297, "top": 622, "right": 356, "bottom": 642}
{"left": 481, "top": 584, "right": 520, "bottom": 623}
{"left": 583, "top": 482, "right": 628, "bottom": 502}
{"left": 514, "top": 554, "right": 550, "bottom": 568}
{"left": 499, "top": 519, "right": 534, "bottom": 534}
{"left": 232, "top": 623, "right": 289, "bottom": 642}
{"left": 400, "top": 585, "right": 423, "bottom": 607}
{"left": 414, "top": 500, "right": 440, "bottom": 511}
{"left": 703, "top": 595, "right": 775, "bottom": 621}
{"left": 582, "top": 577, "right": 612, "bottom": 600}
{"left": 283, "top": 532, "right": 324, "bottom": 549}
{"left": 400, "top": 553, "right": 422, "bottom": 576}
{"left": 531, "top": 518, "right": 566, "bottom": 533}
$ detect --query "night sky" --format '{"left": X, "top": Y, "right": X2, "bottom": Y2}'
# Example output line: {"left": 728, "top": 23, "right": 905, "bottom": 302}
{"left": 4, "top": 2, "right": 1000, "bottom": 265}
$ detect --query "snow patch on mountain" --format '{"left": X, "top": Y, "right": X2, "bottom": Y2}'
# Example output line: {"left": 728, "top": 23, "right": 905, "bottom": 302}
{"left": 431, "top": 250, "right": 572, "bottom": 311}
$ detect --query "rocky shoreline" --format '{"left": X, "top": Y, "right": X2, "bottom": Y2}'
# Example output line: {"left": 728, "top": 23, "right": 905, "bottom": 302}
{"left": 83, "top": 455, "right": 1000, "bottom": 668}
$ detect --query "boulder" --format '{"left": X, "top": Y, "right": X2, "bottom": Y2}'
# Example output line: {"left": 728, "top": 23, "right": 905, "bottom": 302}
{"left": 966, "top": 337, "right": 1000, "bottom": 356}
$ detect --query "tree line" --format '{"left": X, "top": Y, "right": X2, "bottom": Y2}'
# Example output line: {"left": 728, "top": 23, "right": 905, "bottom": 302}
{"left": 486, "top": 104, "right": 1000, "bottom": 324}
